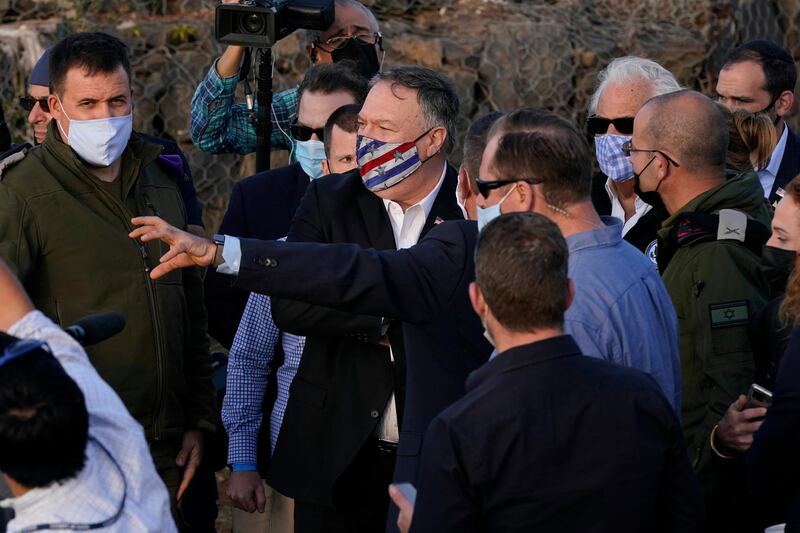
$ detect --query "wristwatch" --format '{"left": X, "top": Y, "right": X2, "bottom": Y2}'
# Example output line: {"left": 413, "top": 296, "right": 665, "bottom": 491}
{"left": 212, "top": 234, "right": 225, "bottom": 268}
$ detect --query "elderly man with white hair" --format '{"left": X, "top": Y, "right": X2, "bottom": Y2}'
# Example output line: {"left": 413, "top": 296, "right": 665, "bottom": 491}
{"left": 587, "top": 56, "right": 683, "bottom": 259}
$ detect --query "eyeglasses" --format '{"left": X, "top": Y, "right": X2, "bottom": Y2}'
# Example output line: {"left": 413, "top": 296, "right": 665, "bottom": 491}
{"left": 0, "top": 339, "right": 50, "bottom": 369}
{"left": 621, "top": 140, "right": 681, "bottom": 167}
{"left": 315, "top": 32, "right": 382, "bottom": 52}
{"left": 290, "top": 122, "right": 325, "bottom": 142}
{"left": 474, "top": 177, "right": 542, "bottom": 199}
{"left": 19, "top": 95, "right": 50, "bottom": 113}
{"left": 586, "top": 116, "right": 634, "bottom": 136}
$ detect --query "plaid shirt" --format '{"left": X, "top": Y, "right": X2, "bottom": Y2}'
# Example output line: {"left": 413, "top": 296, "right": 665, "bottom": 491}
{"left": 221, "top": 292, "right": 305, "bottom": 471}
{"left": 190, "top": 59, "right": 297, "bottom": 155}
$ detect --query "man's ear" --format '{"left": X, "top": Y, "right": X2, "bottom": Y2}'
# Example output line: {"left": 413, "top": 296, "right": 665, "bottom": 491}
{"left": 469, "top": 281, "right": 486, "bottom": 318}
{"left": 47, "top": 94, "right": 62, "bottom": 120}
{"left": 321, "top": 159, "right": 331, "bottom": 176}
{"left": 776, "top": 89, "right": 795, "bottom": 119}
{"left": 515, "top": 181, "right": 535, "bottom": 212}
{"left": 424, "top": 127, "right": 447, "bottom": 159}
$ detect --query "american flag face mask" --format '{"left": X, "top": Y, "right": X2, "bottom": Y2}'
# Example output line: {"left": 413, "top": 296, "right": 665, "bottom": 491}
{"left": 357, "top": 129, "right": 432, "bottom": 192}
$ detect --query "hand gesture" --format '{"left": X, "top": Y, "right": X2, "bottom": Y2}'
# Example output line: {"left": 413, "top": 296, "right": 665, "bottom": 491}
{"left": 129, "top": 216, "right": 217, "bottom": 279}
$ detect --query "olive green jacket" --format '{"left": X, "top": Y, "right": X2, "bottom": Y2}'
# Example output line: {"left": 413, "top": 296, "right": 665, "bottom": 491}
{"left": 0, "top": 123, "right": 216, "bottom": 442}
{"left": 658, "top": 172, "right": 770, "bottom": 482}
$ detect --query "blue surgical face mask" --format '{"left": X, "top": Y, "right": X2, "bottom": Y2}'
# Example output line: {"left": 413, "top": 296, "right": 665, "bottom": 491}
{"left": 295, "top": 139, "right": 326, "bottom": 180}
{"left": 595, "top": 134, "right": 634, "bottom": 182}
{"left": 476, "top": 185, "right": 516, "bottom": 232}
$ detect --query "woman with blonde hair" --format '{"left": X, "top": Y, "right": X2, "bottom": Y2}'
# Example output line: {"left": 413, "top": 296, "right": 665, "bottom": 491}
{"left": 715, "top": 103, "right": 778, "bottom": 175}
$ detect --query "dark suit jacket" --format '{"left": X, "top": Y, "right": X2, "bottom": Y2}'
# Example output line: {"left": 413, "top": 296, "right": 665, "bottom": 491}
{"left": 410, "top": 336, "right": 704, "bottom": 533}
{"left": 242, "top": 166, "right": 465, "bottom": 508}
{"left": 771, "top": 125, "right": 800, "bottom": 205}
{"left": 591, "top": 171, "right": 668, "bottom": 254}
{"left": 204, "top": 163, "right": 309, "bottom": 348}
{"left": 234, "top": 219, "right": 491, "bottom": 491}
{"left": 748, "top": 327, "right": 800, "bottom": 531}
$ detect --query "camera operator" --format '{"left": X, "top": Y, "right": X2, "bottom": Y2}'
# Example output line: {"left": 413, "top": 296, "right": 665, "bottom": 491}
{"left": 190, "top": 0, "right": 383, "bottom": 156}
{"left": 0, "top": 259, "right": 176, "bottom": 532}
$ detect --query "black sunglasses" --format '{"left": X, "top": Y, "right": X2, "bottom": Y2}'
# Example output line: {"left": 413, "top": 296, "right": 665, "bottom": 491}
{"left": 19, "top": 95, "right": 50, "bottom": 113}
{"left": 621, "top": 140, "right": 681, "bottom": 168}
{"left": 290, "top": 122, "right": 325, "bottom": 142}
{"left": 474, "top": 178, "right": 541, "bottom": 199}
{"left": 586, "top": 116, "right": 634, "bottom": 136}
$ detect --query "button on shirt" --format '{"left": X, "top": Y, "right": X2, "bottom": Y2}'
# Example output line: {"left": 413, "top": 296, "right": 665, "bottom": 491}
{"left": 604, "top": 178, "right": 653, "bottom": 237}
{"left": 564, "top": 217, "right": 682, "bottom": 414}
{"left": 758, "top": 123, "right": 789, "bottom": 200}
{"left": 377, "top": 163, "right": 447, "bottom": 443}
{"left": 1, "top": 311, "right": 175, "bottom": 532}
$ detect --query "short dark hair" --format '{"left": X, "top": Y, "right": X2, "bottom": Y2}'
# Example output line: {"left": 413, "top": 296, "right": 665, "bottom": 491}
{"left": 643, "top": 90, "right": 728, "bottom": 170}
{"left": 475, "top": 212, "right": 569, "bottom": 331}
{"left": 721, "top": 40, "right": 797, "bottom": 101}
{"left": 324, "top": 103, "right": 361, "bottom": 157}
{"left": 489, "top": 108, "right": 593, "bottom": 207}
{"left": 461, "top": 111, "right": 505, "bottom": 191}
{"left": 49, "top": 32, "right": 131, "bottom": 96}
{"left": 0, "top": 333, "right": 88, "bottom": 488}
{"left": 371, "top": 66, "right": 460, "bottom": 154}
{"left": 298, "top": 61, "right": 369, "bottom": 104}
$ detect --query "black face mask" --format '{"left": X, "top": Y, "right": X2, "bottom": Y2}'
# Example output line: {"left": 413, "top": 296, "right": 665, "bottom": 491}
{"left": 332, "top": 38, "right": 381, "bottom": 79}
{"left": 760, "top": 245, "right": 796, "bottom": 297}
{"left": 633, "top": 155, "right": 667, "bottom": 210}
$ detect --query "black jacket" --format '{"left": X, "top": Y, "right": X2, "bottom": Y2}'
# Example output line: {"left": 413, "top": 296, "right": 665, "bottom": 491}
{"left": 770, "top": 125, "right": 800, "bottom": 205}
{"left": 240, "top": 166, "right": 463, "bottom": 508}
{"left": 204, "top": 163, "right": 309, "bottom": 348}
{"left": 411, "top": 336, "right": 705, "bottom": 533}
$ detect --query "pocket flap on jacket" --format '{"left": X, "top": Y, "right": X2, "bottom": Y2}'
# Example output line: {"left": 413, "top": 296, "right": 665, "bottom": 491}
{"left": 397, "top": 432, "right": 422, "bottom": 457}
{"left": 290, "top": 377, "right": 327, "bottom": 409}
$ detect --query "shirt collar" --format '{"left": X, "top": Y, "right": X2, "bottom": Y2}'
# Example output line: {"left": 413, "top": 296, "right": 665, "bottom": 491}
{"left": 565, "top": 216, "right": 623, "bottom": 253}
{"left": 465, "top": 335, "right": 582, "bottom": 391}
{"left": 382, "top": 162, "right": 447, "bottom": 218}
{"left": 765, "top": 122, "right": 789, "bottom": 177}
{"left": 604, "top": 177, "right": 652, "bottom": 215}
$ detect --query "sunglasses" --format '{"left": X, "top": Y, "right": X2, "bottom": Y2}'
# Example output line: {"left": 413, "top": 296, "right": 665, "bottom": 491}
{"left": 19, "top": 95, "right": 50, "bottom": 113}
{"left": 474, "top": 178, "right": 541, "bottom": 199}
{"left": 290, "top": 122, "right": 325, "bottom": 142}
{"left": 586, "top": 116, "right": 634, "bottom": 136}
{"left": 621, "top": 141, "right": 681, "bottom": 168}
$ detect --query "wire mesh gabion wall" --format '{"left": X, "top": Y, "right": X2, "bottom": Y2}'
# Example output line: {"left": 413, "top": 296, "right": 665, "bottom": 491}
{"left": 0, "top": 0, "right": 798, "bottom": 231}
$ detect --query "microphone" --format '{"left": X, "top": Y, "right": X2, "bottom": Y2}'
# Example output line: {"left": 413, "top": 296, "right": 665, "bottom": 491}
{"left": 66, "top": 312, "right": 126, "bottom": 347}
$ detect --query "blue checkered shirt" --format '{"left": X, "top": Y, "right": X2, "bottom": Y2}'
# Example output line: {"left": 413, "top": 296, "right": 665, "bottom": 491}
{"left": 221, "top": 292, "right": 305, "bottom": 470}
{"left": 190, "top": 59, "right": 297, "bottom": 155}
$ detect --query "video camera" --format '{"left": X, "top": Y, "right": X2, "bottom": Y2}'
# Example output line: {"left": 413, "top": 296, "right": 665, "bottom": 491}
{"left": 216, "top": 0, "right": 335, "bottom": 48}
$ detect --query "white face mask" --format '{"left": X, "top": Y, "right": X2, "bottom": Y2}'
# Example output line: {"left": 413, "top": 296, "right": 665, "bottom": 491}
{"left": 476, "top": 185, "right": 516, "bottom": 232}
{"left": 56, "top": 97, "right": 132, "bottom": 167}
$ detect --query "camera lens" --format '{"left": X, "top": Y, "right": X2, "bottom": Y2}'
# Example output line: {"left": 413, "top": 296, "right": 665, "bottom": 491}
{"left": 239, "top": 13, "right": 266, "bottom": 35}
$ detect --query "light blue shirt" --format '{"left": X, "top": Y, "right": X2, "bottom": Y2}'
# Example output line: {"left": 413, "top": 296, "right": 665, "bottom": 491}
{"left": 564, "top": 217, "right": 682, "bottom": 414}
{"left": 757, "top": 121, "right": 788, "bottom": 200}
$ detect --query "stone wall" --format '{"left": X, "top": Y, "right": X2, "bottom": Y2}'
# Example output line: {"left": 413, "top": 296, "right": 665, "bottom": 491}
{"left": 1, "top": 0, "right": 798, "bottom": 230}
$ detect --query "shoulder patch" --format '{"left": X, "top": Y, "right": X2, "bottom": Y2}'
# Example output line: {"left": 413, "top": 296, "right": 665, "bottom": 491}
{"left": 645, "top": 239, "right": 658, "bottom": 267}
{"left": 0, "top": 147, "right": 28, "bottom": 181}
{"left": 709, "top": 301, "right": 750, "bottom": 329}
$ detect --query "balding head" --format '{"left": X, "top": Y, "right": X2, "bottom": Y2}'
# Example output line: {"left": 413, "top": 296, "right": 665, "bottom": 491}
{"left": 637, "top": 89, "right": 728, "bottom": 172}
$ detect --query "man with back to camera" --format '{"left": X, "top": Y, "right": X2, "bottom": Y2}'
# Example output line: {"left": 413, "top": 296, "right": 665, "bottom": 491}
{"left": 191, "top": 0, "right": 383, "bottom": 156}
{"left": 630, "top": 89, "right": 772, "bottom": 530}
{"left": 0, "top": 32, "right": 217, "bottom": 528}
{"left": 388, "top": 212, "right": 704, "bottom": 533}
{"left": 204, "top": 63, "right": 368, "bottom": 349}
{"left": 716, "top": 39, "right": 799, "bottom": 204}
{"left": 0, "top": 258, "right": 177, "bottom": 532}
{"left": 222, "top": 102, "right": 364, "bottom": 533}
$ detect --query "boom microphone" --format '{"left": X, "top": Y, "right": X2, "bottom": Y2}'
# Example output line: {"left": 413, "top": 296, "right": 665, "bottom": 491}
{"left": 66, "top": 312, "right": 126, "bottom": 347}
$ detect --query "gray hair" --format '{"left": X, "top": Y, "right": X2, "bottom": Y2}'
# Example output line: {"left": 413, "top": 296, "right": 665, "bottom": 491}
{"left": 588, "top": 56, "right": 683, "bottom": 115}
{"left": 371, "top": 66, "right": 460, "bottom": 154}
{"left": 303, "top": 0, "right": 380, "bottom": 46}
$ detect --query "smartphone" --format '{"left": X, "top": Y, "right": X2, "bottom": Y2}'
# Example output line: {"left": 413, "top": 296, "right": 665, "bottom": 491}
{"left": 746, "top": 383, "right": 773, "bottom": 410}
{"left": 393, "top": 482, "right": 417, "bottom": 506}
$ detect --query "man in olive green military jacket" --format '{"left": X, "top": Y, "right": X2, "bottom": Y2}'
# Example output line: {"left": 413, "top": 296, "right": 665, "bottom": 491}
{"left": 0, "top": 32, "right": 216, "bottom": 514}
{"left": 631, "top": 90, "right": 771, "bottom": 531}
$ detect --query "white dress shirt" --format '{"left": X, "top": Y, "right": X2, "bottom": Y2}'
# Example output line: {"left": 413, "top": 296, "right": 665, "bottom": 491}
{"left": 758, "top": 122, "right": 789, "bottom": 200}
{"left": 1, "top": 311, "right": 175, "bottom": 533}
{"left": 604, "top": 178, "right": 653, "bottom": 237}
{"left": 376, "top": 164, "right": 447, "bottom": 443}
